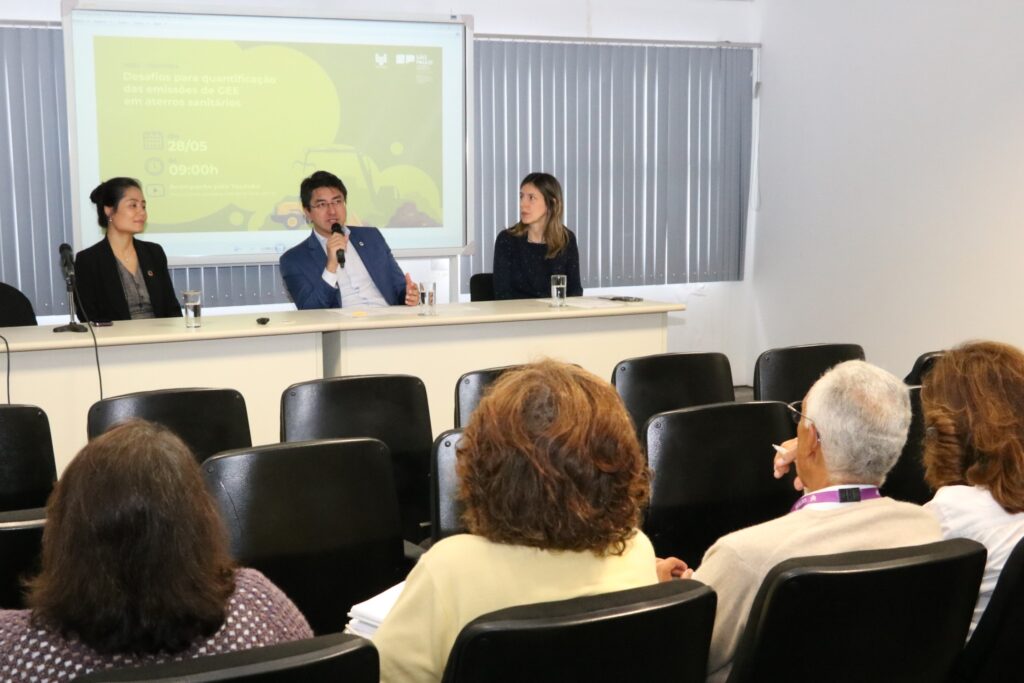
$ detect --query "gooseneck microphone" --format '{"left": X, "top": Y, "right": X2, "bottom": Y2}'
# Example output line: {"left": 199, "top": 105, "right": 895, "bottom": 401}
{"left": 330, "top": 223, "right": 346, "bottom": 268}
{"left": 59, "top": 242, "right": 76, "bottom": 277}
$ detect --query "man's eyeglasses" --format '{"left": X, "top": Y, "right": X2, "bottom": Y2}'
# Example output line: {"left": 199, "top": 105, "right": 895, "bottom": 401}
{"left": 785, "top": 401, "right": 821, "bottom": 440}
{"left": 310, "top": 197, "right": 345, "bottom": 211}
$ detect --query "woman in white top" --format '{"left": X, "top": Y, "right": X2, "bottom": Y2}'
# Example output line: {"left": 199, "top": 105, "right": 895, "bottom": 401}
{"left": 922, "top": 341, "right": 1024, "bottom": 637}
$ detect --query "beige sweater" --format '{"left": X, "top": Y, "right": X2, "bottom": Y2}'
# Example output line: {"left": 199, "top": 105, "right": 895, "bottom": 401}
{"left": 374, "top": 531, "right": 658, "bottom": 683}
{"left": 692, "top": 497, "right": 942, "bottom": 683}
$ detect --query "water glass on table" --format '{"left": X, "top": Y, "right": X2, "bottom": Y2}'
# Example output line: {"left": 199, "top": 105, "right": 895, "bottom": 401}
{"left": 550, "top": 274, "right": 567, "bottom": 308}
{"left": 183, "top": 290, "right": 202, "bottom": 328}
{"left": 418, "top": 282, "right": 436, "bottom": 316}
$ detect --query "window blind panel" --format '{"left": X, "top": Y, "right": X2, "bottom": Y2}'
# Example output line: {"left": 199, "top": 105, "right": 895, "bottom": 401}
{"left": 469, "top": 38, "right": 753, "bottom": 292}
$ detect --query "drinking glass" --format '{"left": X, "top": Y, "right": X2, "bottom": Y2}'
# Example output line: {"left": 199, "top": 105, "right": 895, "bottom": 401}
{"left": 183, "top": 290, "right": 202, "bottom": 328}
{"left": 550, "top": 275, "right": 567, "bottom": 307}
{"left": 417, "top": 282, "right": 436, "bottom": 316}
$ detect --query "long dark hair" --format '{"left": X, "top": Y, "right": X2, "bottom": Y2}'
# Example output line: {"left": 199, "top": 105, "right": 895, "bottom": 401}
{"left": 27, "top": 420, "right": 236, "bottom": 655}
{"left": 89, "top": 177, "right": 142, "bottom": 228}
{"left": 508, "top": 172, "right": 569, "bottom": 258}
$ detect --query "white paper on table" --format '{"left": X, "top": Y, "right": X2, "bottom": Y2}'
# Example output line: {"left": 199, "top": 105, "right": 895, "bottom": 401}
{"left": 563, "top": 298, "right": 624, "bottom": 309}
{"left": 345, "top": 580, "right": 406, "bottom": 638}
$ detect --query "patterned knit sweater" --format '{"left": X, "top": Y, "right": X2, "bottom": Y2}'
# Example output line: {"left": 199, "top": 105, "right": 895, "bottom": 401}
{"left": 0, "top": 568, "right": 312, "bottom": 682}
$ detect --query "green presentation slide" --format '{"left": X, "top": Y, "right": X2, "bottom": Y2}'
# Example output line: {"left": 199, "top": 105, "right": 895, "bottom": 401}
{"left": 94, "top": 36, "right": 444, "bottom": 234}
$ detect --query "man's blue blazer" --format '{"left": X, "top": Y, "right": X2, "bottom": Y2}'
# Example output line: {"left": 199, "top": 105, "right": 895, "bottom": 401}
{"left": 279, "top": 228, "right": 407, "bottom": 310}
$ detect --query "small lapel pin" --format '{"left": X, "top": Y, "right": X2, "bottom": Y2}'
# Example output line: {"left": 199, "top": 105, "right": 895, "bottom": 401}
{"left": 147, "top": 270, "right": 154, "bottom": 277}
{"left": 358, "top": 241, "right": 364, "bottom": 247}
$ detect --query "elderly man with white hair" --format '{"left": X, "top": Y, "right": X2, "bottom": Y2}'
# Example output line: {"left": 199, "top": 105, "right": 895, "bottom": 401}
{"left": 663, "top": 360, "right": 943, "bottom": 683}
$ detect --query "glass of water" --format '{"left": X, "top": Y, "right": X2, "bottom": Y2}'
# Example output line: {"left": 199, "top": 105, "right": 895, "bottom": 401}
{"left": 417, "top": 282, "right": 436, "bottom": 316}
{"left": 182, "top": 290, "right": 202, "bottom": 328}
{"left": 550, "top": 274, "right": 568, "bottom": 307}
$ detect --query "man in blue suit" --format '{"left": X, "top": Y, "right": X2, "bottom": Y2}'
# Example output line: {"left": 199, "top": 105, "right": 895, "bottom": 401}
{"left": 280, "top": 170, "right": 419, "bottom": 310}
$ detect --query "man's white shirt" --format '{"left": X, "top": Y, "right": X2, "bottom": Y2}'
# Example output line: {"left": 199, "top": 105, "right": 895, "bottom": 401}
{"left": 314, "top": 228, "right": 390, "bottom": 308}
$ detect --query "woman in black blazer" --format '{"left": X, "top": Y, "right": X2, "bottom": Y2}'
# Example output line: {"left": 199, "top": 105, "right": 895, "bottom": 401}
{"left": 75, "top": 177, "right": 182, "bottom": 322}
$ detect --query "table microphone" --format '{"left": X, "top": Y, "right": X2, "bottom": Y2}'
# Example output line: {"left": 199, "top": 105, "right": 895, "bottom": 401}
{"left": 58, "top": 242, "right": 76, "bottom": 277}
{"left": 331, "top": 223, "right": 346, "bottom": 268}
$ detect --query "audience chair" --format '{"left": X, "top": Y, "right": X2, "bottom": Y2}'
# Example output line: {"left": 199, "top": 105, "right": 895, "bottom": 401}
{"left": 76, "top": 632, "right": 379, "bottom": 683}
{"left": 431, "top": 429, "right": 465, "bottom": 543}
{"left": 202, "top": 438, "right": 408, "bottom": 635}
{"left": 752, "top": 343, "right": 865, "bottom": 403}
{"left": 612, "top": 352, "right": 735, "bottom": 440}
{"left": 441, "top": 580, "right": 716, "bottom": 683}
{"left": 904, "top": 350, "right": 945, "bottom": 385}
{"left": 87, "top": 388, "right": 251, "bottom": 463}
{"left": 0, "top": 404, "right": 57, "bottom": 511}
{"left": 644, "top": 401, "right": 799, "bottom": 566}
{"left": 454, "top": 365, "right": 519, "bottom": 428}
{"left": 726, "top": 538, "right": 986, "bottom": 683}
{"left": 0, "top": 507, "right": 45, "bottom": 609}
{"left": 0, "top": 282, "right": 37, "bottom": 327}
{"left": 280, "top": 374, "right": 433, "bottom": 542}
{"left": 880, "top": 386, "right": 932, "bottom": 505}
{"left": 469, "top": 273, "right": 495, "bottom": 302}
{"left": 949, "top": 535, "right": 1024, "bottom": 683}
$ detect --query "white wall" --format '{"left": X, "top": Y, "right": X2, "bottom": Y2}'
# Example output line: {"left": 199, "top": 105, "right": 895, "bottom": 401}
{"left": 752, "top": 0, "right": 1024, "bottom": 377}
{"left": 7, "top": 0, "right": 763, "bottom": 381}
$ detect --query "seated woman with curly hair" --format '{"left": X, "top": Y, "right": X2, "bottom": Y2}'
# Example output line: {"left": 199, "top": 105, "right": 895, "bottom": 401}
{"left": 373, "top": 359, "right": 658, "bottom": 683}
{"left": 0, "top": 420, "right": 312, "bottom": 680}
{"left": 922, "top": 341, "right": 1024, "bottom": 637}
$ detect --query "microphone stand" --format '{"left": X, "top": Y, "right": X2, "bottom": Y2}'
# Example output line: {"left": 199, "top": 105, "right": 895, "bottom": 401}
{"left": 53, "top": 269, "right": 87, "bottom": 333}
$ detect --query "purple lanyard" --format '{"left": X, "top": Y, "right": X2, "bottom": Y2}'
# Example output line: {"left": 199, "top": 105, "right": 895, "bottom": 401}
{"left": 791, "top": 486, "right": 881, "bottom": 512}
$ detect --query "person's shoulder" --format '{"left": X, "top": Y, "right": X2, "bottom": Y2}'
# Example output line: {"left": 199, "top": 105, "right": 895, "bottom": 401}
{"left": 280, "top": 233, "right": 315, "bottom": 261}
{"left": 349, "top": 225, "right": 382, "bottom": 238}
{"left": 133, "top": 238, "right": 169, "bottom": 258}
{"left": 76, "top": 238, "right": 108, "bottom": 262}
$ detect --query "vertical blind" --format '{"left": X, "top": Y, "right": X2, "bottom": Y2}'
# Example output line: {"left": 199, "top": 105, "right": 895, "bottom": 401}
{"left": 470, "top": 38, "right": 754, "bottom": 289}
{"left": 0, "top": 27, "right": 754, "bottom": 314}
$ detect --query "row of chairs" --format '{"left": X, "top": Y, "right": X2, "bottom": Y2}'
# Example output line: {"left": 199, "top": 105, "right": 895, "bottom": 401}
{"left": 65, "top": 535, "right": 1015, "bottom": 683}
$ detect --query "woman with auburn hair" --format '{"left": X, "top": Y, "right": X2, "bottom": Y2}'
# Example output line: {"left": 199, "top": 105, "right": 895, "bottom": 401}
{"left": 374, "top": 360, "right": 657, "bottom": 683}
{"left": 0, "top": 421, "right": 311, "bottom": 680}
{"left": 492, "top": 173, "right": 583, "bottom": 300}
{"left": 922, "top": 340, "right": 1024, "bottom": 637}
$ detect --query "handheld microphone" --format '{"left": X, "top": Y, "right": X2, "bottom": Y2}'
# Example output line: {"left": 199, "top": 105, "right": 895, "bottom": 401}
{"left": 58, "top": 243, "right": 75, "bottom": 277}
{"left": 330, "top": 223, "right": 346, "bottom": 268}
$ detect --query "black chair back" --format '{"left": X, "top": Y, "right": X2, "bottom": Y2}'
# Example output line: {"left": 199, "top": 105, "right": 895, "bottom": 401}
{"left": 202, "top": 439, "right": 407, "bottom": 635}
{"left": 88, "top": 388, "right": 251, "bottom": 463}
{"left": 880, "top": 386, "right": 932, "bottom": 505}
{"left": 0, "top": 405, "right": 57, "bottom": 511}
{"left": 441, "top": 580, "right": 716, "bottom": 683}
{"left": 644, "top": 401, "right": 798, "bottom": 565}
{"left": 904, "top": 350, "right": 945, "bottom": 385}
{"left": 76, "top": 633, "right": 378, "bottom": 682}
{"left": 469, "top": 273, "right": 495, "bottom": 302}
{"left": 727, "top": 538, "right": 987, "bottom": 683}
{"left": 0, "top": 282, "right": 36, "bottom": 327}
{"left": 454, "top": 365, "right": 519, "bottom": 428}
{"left": 431, "top": 429, "right": 465, "bottom": 542}
{"left": 951, "top": 535, "right": 1024, "bottom": 683}
{"left": 753, "top": 343, "right": 865, "bottom": 403}
{"left": 612, "top": 352, "right": 735, "bottom": 440}
{"left": 280, "top": 374, "right": 433, "bottom": 542}
{"left": 0, "top": 507, "right": 45, "bottom": 609}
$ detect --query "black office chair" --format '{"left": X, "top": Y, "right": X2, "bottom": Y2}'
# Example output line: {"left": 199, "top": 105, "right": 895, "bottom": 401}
{"left": 753, "top": 343, "right": 865, "bottom": 403}
{"left": 441, "top": 580, "right": 716, "bottom": 683}
{"left": 726, "top": 538, "right": 986, "bottom": 683}
{"left": 469, "top": 273, "right": 495, "bottom": 302}
{"left": 0, "top": 282, "right": 37, "bottom": 327}
{"left": 76, "top": 633, "right": 378, "bottom": 682}
{"left": 0, "top": 405, "right": 57, "bottom": 511}
{"left": 905, "top": 350, "right": 945, "bottom": 385}
{"left": 202, "top": 438, "right": 409, "bottom": 635}
{"left": 0, "top": 507, "right": 45, "bottom": 609}
{"left": 454, "top": 365, "right": 519, "bottom": 428}
{"left": 644, "top": 401, "right": 798, "bottom": 566}
{"left": 950, "top": 535, "right": 1024, "bottom": 683}
{"left": 612, "top": 352, "right": 735, "bottom": 441}
{"left": 880, "top": 386, "right": 932, "bottom": 505}
{"left": 280, "top": 374, "right": 433, "bottom": 542}
{"left": 431, "top": 429, "right": 465, "bottom": 543}
{"left": 88, "top": 388, "right": 252, "bottom": 463}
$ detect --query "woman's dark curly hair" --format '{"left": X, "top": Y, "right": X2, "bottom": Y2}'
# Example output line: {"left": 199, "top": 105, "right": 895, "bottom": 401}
{"left": 922, "top": 341, "right": 1024, "bottom": 513}
{"left": 457, "top": 359, "right": 649, "bottom": 555}
{"left": 27, "top": 420, "right": 236, "bottom": 655}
